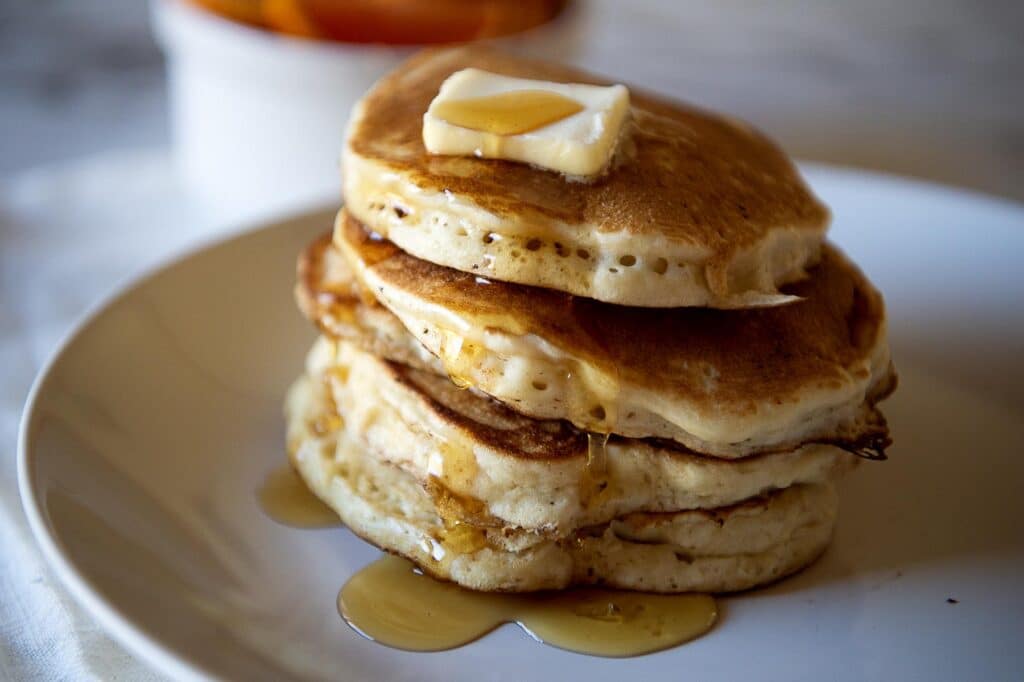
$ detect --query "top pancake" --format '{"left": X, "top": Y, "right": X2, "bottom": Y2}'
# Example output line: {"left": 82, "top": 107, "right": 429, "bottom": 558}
{"left": 327, "top": 211, "right": 894, "bottom": 457}
{"left": 343, "top": 47, "right": 829, "bottom": 307}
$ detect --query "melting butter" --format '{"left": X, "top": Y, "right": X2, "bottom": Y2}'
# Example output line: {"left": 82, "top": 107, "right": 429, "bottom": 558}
{"left": 339, "top": 555, "right": 717, "bottom": 657}
{"left": 258, "top": 465, "right": 340, "bottom": 528}
{"left": 434, "top": 90, "right": 584, "bottom": 136}
{"left": 423, "top": 69, "right": 629, "bottom": 176}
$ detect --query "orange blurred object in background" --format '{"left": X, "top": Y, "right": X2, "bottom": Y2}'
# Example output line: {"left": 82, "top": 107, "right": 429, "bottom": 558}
{"left": 190, "top": 0, "right": 569, "bottom": 44}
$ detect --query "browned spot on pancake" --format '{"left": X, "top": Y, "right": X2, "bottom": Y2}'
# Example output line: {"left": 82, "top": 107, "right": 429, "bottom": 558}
{"left": 611, "top": 490, "right": 776, "bottom": 531}
{"left": 348, "top": 47, "right": 829, "bottom": 294}
{"left": 386, "top": 359, "right": 589, "bottom": 461}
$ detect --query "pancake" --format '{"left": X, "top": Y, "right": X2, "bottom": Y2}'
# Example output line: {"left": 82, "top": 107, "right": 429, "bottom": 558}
{"left": 321, "top": 214, "right": 894, "bottom": 458}
{"left": 285, "top": 371, "right": 839, "bottom": 593}
{"left": 301, "top": 338, "right": 854, "bottom": 534}
{"left": 342, "top": 47, "right": 829, "bottom": 308}
{"left": 296, "top": 233, "right": 440, "bottom": 373}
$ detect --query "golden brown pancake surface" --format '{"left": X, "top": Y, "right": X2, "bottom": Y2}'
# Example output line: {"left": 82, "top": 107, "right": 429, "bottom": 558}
{"left": 346, "top": 47, "right": 829, "bottom": 294}
{"left": 336, "top": 212, "right": 887, "bottom": 422}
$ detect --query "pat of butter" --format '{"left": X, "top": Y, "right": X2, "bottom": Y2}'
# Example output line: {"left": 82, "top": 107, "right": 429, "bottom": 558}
{"left": 423, "top": 68, "right": 630, "bottom": 177}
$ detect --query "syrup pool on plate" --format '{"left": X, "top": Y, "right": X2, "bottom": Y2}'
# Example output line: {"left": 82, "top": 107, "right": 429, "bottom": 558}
{"left": 259, "top": 466, "right": 717, "bottom": 656}
{"left": 258, "top": 465, "right": 340, "bottom": 528}
{"left": 338, "top": 555, "right": 717, "bottom": 657}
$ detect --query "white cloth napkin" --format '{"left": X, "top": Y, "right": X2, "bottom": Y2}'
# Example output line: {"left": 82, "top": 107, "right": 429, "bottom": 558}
{"left": 0, "top": 149, "right": 222, "bottom": 680}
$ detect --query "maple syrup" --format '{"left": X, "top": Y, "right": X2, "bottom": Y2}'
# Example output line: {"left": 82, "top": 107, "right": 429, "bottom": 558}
{"left": 258, "top": 465, "right": 340, "bottom": 528}
{"left": 338, "top": 555, "right": 717, "bottom": 656}
{"left": 581, "top": 432, "right": 612, "bottom": 505}
{"left": 438, "top": 521, "right": 489, "bottom": 555}
{"left": 434, "top": 90, "right": 584, "bottom": 136}
{"left": 438, "top": 439, "right": 480, "bottom": 492}
{"left": 438, "top": 331, "right": 482, "bottom": 390}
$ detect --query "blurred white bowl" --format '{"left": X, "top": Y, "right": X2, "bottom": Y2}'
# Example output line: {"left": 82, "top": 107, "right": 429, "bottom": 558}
{"left": 152, "top": 0, "right": 408, "bottom": 221}
{"left": 151, "top": 0, "right": 583, "bottom": 223}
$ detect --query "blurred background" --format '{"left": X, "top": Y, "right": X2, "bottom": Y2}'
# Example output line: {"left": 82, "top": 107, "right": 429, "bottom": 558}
{"left": 1, "top": 1, "right": 1022, "bottom": 678}
{"left": 2, "top": 0, "right": 1022, "bottom": 204}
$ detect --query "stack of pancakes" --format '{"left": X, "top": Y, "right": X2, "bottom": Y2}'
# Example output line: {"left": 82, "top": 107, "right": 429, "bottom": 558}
{"left": 285, "top": 48, "right": 896, "bottom": 593}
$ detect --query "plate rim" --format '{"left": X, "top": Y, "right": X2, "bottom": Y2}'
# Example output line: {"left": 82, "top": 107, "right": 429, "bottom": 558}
{"left": 17, "top": 202, "right": 337, "bottom": 682}
{"left": 16, "top": 165, "right": 1024, "bottom": 680}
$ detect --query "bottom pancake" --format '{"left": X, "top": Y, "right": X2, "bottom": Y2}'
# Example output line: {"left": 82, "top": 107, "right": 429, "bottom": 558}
{"left": 285, "top": 373, "right": 838, "bottom": 593}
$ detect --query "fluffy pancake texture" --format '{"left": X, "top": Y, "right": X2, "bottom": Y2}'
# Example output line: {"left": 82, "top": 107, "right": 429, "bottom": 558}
{"left": 303, "top": 337, "right": 854, "bottom": 533}
{"left": 282, "top": 46, "right": 897, "bottom": 597}
{"left": 296, "top": 233, "right": 440, "bottom": 372}
{"left": 285, "top": 371, "right": 839, "bottom": 593}
{"left": 318, "top": 215, "right": 894, "bottom": 457}
{"left": 342, "top": 47, "right": 829, "bottom": 307}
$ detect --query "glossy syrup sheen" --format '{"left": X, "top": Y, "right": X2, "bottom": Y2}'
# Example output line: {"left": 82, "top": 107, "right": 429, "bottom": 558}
{"left": 434, "top": 90, "right": 584, "bottom": 136}
{"left": 338, "top": 555, "right": 717, "bottom": 657}
{"left": 437, "top": 331, "right": 481, "bottom": 390}
{"left": 582, "top": 432, "right": 611, "bottom": 506}
{"left": 258, "top": 465, "right": 341, "bottom": 528}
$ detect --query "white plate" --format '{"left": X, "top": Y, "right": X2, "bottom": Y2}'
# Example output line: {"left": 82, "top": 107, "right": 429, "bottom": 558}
{"left": 19, "top": 166, "right": 1024, "bottom": 681}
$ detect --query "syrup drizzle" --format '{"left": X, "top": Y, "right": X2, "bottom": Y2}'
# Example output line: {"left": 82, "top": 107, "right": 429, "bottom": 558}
{"left": 258, "top": 465, "right": 341, "bottom": 528}
{"left": 435, "top": 90, "right": 584, "bottom": 136}
{"left": 338, "top": 555, "right": 717, "bottom": 657}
